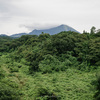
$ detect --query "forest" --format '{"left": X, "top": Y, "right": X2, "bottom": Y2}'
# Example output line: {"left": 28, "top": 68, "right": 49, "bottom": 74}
{"left": 0, "top": 27, "right": 100, "bottom": 100}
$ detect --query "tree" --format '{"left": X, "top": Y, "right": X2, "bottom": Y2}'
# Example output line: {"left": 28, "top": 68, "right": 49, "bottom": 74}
{"left": 96, "top": 29, "right": 100, "bottom": 33}
{"left": 90, "top": 26, "right": 96, "bottom": 34}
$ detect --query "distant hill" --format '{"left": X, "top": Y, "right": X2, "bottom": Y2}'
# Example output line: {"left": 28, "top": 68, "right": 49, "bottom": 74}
{"left": 10, "top": 33, "right": 27, "bottom": 38}
{"left": 29, "top": 24, "right": 80, "bottom": 35}
{"left": 0, "top": 34, "right": 8, "bottom": 37}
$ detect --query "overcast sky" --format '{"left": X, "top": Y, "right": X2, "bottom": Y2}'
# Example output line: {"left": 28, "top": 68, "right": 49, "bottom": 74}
{"left": 0, "top": 0, "right": 100, "bottom": 35}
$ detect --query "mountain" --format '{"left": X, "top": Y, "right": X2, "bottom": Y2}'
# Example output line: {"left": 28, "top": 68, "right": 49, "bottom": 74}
{"left": 0, "top": 34, "right": 8, "bottom": 37}
{"left": 29, "top": 24, "right": 80, "bottom": 35}
{"left": 9, "top": 24, "right": 80, "bottom": 38}
{"left": 10, "top": 33, "right": 27, "bottom": 38}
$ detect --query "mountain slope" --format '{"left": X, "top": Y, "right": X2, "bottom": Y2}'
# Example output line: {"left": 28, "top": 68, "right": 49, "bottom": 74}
{"left": 10, "top": 33, "right": 27, "bottom": 38}
{"left": 29, "top": 24, "right": 80, "bottom": 35}
{"left": 9, "top": 24, "right": 80, "bottom": 38}
{"left": 0, "top": 34, "right": 8, "bottom": 37}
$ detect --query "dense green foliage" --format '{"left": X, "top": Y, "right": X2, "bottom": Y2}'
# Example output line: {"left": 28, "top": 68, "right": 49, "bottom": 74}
{"left": 8, "top": 31, "right": 100, "bottom": 72}
{"left": 0, "top": 36, "right": 13, "bottom": 52}
{"left": 0, "top": 29, "right": 100, "bottom": 99}
{"left": 94, "top": 72, "right": 100, "bottom": 100}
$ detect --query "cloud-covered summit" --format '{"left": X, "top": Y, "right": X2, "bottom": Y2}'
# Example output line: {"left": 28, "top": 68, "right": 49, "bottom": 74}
{"left": 29, "top": 24, "right": 80, "bottom": 35}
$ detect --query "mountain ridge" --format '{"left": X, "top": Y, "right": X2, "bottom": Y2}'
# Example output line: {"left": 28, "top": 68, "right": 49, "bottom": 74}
{"left": 10, "top": 33, "right": 27, "bottom": 38}
{"left": 0, "top": 24, "right": 80, "bottom": 38}
{"left": 29, "top": 24, "right": 80, "bottom": 35}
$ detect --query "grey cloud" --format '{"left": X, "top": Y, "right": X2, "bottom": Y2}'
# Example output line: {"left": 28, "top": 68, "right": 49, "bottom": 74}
{"left": 0, "top": 0, "right": 15, "bottom": 13}
{"left": 0, "top": 0, "right": 100, "bottom": 35}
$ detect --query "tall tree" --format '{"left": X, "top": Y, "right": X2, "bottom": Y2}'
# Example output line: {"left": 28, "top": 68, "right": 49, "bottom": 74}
{"left": 90, "top": 26, "right": 96, "bottom": 34}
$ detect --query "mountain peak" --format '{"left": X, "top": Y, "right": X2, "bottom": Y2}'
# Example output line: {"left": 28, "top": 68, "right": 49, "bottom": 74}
{"left": 60, "top": 24, "right": 70, "bottom": 27}
{"left": 29, "top": 24, "right": 80, "bottom": 35}
{"left": 10, "top": 24, "right": 80, "bottom": 37}
{"left": 60, "top": 24, "right": 67, "bottom": 26}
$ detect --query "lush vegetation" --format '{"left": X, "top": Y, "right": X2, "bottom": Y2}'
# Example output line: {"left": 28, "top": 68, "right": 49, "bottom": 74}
{"left": 0, "top": 27, "right": 100, "bottom": 100}
{"left": 0, "top": 36, "right": 13, "bottom": 53}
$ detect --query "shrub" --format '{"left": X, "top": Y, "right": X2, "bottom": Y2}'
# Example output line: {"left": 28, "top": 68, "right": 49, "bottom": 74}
{"left": 39, "top": 54, "right": 61, "bottom": 73}
{"left": 94, "top": 72, "right": 100, "bottom": 100}
{"left": 0, "top": 68, "right": 5, "bottom": 79}
{"left": 0, "top": 83, "right": 20, "bottom": 100}
{"left": 35, "top": 86, "right": 60, "bottom": 100}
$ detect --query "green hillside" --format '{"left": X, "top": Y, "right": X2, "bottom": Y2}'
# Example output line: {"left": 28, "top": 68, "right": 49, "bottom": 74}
{"left": 0, "top": 30, "right": 100, "bottom": 100}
